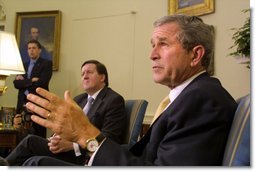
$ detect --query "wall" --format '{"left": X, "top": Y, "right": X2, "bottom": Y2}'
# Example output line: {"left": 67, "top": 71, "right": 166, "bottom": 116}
{"left": 0, "top": 0, "right": 250, "bottom": 124}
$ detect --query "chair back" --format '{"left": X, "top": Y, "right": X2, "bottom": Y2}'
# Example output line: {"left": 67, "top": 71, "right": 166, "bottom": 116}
{"left": 222, "top": 94, "right": 250, "bottom": 166}
{"left": 123, "top": 99, "right": 148, "bottom": 146}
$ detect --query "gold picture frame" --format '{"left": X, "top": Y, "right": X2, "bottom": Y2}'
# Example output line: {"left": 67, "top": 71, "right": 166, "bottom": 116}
{"left": 169, "top": 0, "right": 215, "bottom": 16}
{"left": 15, "top": 10, "right": 61, "bottom": 71}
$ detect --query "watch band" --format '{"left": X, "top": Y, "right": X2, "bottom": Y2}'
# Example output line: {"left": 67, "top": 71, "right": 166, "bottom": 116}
{"left": 95, "top": 132, "right": 106, "bottom": 143}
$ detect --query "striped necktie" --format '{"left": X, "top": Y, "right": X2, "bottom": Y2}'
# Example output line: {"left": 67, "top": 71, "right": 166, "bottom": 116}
{"left": 83, "top": 97, "right": 94, "bottom": 115}
{"left": 151, "top": 96, "right": 170, "bottom": 124}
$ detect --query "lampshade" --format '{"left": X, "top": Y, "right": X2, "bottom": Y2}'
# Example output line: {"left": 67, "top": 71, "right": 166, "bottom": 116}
{"left": 0, "top": 31, "right": 25, "bottom": 75}
{"left": 0, "top": 31, "right": 25, "bottom": 95}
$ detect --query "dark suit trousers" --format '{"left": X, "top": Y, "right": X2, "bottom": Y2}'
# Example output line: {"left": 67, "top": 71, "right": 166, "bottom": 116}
{"left": 6, "top": 134, "right": 85, "bottom": 166}
{"left": 22, "top": 156, "right": 76, "bottom": 166}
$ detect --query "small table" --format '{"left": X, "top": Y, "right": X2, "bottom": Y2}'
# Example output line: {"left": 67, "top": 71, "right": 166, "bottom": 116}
{"left": 0, "top": 129, "right": 19, "bottom": 150}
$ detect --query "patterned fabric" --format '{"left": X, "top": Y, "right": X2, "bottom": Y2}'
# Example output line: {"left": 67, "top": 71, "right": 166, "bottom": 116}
{"left": 83, "top": 97, "right": 94, "bottom": 115}
{"left": 151, "top": 96, "right": 170, "bottom": 124}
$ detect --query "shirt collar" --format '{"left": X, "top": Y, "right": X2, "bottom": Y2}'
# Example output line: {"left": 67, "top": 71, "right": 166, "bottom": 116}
{"left": 87, "top": 87, "right": 103, "bottom": 101}
{"left": 30, "top": 58, "right": 38, "bottom": 64}
{"left": 169, "top": 71, "right": 206, "bottom": 104}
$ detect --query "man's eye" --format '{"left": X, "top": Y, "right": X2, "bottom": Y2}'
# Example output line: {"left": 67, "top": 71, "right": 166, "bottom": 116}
{"left": 159, "top": 42, "right": 167, "bottom": 46}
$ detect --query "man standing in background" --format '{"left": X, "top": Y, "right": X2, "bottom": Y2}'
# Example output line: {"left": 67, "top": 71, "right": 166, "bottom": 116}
{"left": 13, "top": 40, "right": 52, "bottom": 138}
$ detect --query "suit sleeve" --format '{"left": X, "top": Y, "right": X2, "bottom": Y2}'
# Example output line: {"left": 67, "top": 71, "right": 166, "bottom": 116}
{"left": 13, "top": 74, "right": 32, "bottom": 90}
{"left": 13, "top": 60, "right": 52, "bottom": 91}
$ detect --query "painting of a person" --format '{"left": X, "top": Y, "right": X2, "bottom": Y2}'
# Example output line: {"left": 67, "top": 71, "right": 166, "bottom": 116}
{"left": 20, "top": 26, "right": 52, "bottom": 63}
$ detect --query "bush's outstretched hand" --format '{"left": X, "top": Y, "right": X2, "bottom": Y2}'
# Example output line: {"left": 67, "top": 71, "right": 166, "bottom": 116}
{"left": 26, "top": 87, "right": 100, "bottom": 148}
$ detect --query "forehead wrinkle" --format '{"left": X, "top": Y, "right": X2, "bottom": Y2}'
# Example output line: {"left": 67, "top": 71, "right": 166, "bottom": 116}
{"left": 151, "top": 36, "right": 168, "bottom": 44}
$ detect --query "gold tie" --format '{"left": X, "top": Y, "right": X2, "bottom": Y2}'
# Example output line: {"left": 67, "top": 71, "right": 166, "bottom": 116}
{"left": 151, "top": 96, "right": 170, "bottom": 124}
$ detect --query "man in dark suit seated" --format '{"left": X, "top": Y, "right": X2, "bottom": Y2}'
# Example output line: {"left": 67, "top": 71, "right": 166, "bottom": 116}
{"left": 22, "top": 14, "right": 237, "bottom": 166}
{"left": 6, "top": 60, "right": 127, "bottom": 166}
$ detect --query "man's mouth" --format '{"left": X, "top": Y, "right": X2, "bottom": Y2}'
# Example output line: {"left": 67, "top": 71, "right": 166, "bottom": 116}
{"left": 152, "top": 65, "right": 162, "bottom": 69}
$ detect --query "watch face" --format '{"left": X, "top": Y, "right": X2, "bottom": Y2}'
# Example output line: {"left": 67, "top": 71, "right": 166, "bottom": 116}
{"left": 87, "top": 139, "right": 99, "bottom": 152}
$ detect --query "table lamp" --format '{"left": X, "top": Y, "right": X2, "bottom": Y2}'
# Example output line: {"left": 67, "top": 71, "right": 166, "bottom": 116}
{"left": 0, "top": 31, "right": 25, "bottom": 95}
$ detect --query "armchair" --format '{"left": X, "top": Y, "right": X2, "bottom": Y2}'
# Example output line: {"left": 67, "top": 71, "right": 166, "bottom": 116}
{"left": 222, "top": 94, "right": 250, "bottom": 166}
{"left": 123, "top": 99, "right": 148, "bottom": 147}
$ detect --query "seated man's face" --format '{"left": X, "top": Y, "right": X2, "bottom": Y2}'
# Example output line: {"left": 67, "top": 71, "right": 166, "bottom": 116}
{"left": 81, "top": 64, "right": 105, "bottom": 95}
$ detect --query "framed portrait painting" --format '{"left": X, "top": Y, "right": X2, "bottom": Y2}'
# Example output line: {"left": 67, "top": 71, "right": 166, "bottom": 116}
{"left": 15, "top": 10, "right": 61, "bottom": 71}
{"left": 169, "top": 0, "right": 215, "bottom": 16}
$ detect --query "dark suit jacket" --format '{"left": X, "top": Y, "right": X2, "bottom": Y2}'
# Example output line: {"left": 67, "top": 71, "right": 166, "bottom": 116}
{"left": 92, "top": 72, "right": 237, "bottom": 166}
{"left": 13, "top": 57, "right": 52, "bottom": 138}
{"left": 73, "top": 87, "right": 127, "bottom": 144}
{"left": 13, "top": 57, "right": 52, "bottom": 113}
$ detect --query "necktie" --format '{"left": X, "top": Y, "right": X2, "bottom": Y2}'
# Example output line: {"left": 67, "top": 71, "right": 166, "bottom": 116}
{"left": 27, "top": 61, "right": 35, "bottom": 79}
{"left": 151, "top": 96, "right": 170, "bottom": 124}
{"left": 83, "top": 97, "right": 94, "bottom": 115}
{"left": 24, "top": 61, "right": 35, "bottom": 95}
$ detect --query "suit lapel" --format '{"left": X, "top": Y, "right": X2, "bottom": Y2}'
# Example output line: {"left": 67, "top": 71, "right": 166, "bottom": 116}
{"left": 80, "top": 94, "right": 88, "bottom": 109}
{"left": 30, "top": 58, "right": 42, "bottom": 78}
{"left": 24, "top": 62, "right": 29, "bottom": 78}
{"left": 86, "top": 87, "right": 108, "bottom": 118}
{"left": 87, "top": 98, "right": 101, "bottom": 118}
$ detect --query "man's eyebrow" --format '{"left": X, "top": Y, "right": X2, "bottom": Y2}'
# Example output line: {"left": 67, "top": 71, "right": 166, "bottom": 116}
{"left": 150, "top": 37, "right": 167, "bottom": 44}
{"left": 158, "top": 37, "right": 167, "bottom": 41}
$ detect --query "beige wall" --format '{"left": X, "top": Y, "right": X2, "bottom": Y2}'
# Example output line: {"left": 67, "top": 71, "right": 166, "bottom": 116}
{"left": 0, "top": 0, "right": 250, "bottom": 123}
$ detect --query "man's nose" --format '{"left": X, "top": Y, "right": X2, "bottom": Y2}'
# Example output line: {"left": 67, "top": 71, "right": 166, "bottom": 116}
{"left": 150, "top": 48, "right": 159, "bottom": 60}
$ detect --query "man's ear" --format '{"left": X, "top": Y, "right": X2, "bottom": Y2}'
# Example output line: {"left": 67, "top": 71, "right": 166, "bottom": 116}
{"left": 100, "top": 74, "right": 105, "bottom": 83}
{"left": 190, "top": 45, "right": 205, "bottom": 67}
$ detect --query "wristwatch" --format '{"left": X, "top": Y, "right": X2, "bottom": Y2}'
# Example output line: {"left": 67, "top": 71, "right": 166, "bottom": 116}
{"left": 85, "top": 133, "right": 106, "bottom": 152}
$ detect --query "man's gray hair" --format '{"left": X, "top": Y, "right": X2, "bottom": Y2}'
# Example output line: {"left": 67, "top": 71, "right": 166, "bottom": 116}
{"left": 154, "top": 15, "right": 214, "bottom": 70}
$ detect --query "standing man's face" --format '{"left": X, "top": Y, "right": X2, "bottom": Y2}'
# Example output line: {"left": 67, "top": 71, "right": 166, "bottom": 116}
{"left": 30, "top": 27, "right": 39, "bottom": 40}
{"left": 27, "top": 43, "right": 41, "bottom": 60}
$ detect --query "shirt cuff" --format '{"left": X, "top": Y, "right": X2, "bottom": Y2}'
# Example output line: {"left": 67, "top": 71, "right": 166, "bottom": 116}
{"left": 73, "top": 142, "right": 82, "bottom": 156}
